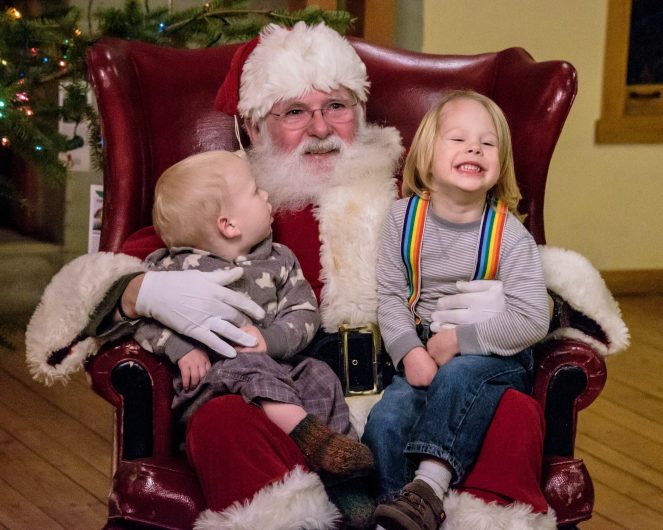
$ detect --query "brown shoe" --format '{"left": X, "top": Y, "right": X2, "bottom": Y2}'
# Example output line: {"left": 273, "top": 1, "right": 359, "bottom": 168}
{"left": 374, "top": 480, "right": 445, "bottom": 530}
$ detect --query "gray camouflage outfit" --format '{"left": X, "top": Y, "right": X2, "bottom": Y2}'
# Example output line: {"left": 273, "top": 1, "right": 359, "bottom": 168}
{"left": 134, "top": 236, "right": 354, "bottom": 436}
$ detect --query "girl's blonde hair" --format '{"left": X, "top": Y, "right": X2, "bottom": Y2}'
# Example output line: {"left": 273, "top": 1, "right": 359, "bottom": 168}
{"left": 402, "top": 89, "right": 523, "bottom": 218}
{"left": 153, "top": 151, "right": 239, "bottom": 249}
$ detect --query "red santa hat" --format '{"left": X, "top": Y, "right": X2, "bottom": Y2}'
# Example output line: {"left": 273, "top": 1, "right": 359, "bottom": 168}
{"left": 215, "top": 22, "right": 370, "bottom": 122}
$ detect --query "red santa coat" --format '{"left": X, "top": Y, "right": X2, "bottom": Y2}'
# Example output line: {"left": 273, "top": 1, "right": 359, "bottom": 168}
{"left": 119, "top": 211, "right": 555, "bottom": 530}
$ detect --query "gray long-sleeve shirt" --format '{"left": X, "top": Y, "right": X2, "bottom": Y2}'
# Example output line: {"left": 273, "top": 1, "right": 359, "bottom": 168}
{"left": 377, "top": 198, "right": 550, "bottom": 368}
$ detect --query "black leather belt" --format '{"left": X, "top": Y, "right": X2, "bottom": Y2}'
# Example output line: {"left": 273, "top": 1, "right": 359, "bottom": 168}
{"left": 298, "top": 325, "right": 394, "bottom": 395}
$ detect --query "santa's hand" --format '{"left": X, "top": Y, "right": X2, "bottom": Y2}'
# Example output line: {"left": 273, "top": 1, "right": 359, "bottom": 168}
{"left": 430, "top": 280, "right": 505, "bottom": 332}
{"left": 135, "top": 268, "right": 265, "bottom": 358}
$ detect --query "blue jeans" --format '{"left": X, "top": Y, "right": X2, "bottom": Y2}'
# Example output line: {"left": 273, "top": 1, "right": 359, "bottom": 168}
{"left": 362, "top": 349, "right": 533, "bottom": 497}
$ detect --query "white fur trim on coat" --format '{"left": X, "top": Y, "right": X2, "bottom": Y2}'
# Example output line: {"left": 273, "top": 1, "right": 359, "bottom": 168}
{"left": 239, "top": 22, "right": 369, "bottom": 121}
{"left": 316, "top": 125, "right": 402, "bottom": 331}
{"left": 25, "top": 252, "right": 145, "bottom": 385}
{"left": 539, "top": 245, "right": 629, "bottom": 355}
{"left": 193, "top": 466, "right": 340, "bottom": 530}
{"left": 442, "top": 490, "right": 557, "bottom": 530}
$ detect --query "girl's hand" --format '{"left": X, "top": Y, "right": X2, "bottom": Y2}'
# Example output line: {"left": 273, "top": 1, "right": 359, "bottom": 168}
{"left": 178, "top": 348, "right": 211, "bottom": 390}
{"left": 236, "top": 325, "right": 268, "bottom": 353}
{"left": 402, "top": 347, "right": 438, "bottom": 387}
{"left": 427, "top": 328, "right": 460, "bottom": 367}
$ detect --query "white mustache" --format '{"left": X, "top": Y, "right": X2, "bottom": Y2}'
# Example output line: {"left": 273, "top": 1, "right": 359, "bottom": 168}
{"left": 297, "top": 137, "right": 345, "bottom": 155}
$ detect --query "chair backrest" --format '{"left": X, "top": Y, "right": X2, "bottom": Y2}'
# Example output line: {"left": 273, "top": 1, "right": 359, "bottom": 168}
{"left": 87, "top": 37, "right": 576, "bottom": 252}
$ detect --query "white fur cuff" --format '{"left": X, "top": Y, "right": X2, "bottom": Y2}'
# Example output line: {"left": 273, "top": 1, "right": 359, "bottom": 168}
{"left": 442, "top": 490, "right": 557, "bottom": 530}
{"left": 25, "top": 252, "right": 145, "bottom": 385}
{"left": 193, "top": 466, "right": 340, "bottom": 530}
{"left": 539, "top": 246, "right": 629, "bottom": 355}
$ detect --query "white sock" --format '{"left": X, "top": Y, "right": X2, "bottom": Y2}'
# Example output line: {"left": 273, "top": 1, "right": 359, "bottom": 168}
{"left": 414, "top": 459, "right": 452, "bottom": 499}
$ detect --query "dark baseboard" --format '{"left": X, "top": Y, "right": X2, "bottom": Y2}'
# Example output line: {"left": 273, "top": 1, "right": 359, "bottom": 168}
{"left": 600, "top": 269, "right": 663, "bottom": 295}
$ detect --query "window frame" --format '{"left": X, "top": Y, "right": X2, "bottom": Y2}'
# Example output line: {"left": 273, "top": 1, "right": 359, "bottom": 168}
{"left": 596, "top": 0, "right": 663, "bottom": 143}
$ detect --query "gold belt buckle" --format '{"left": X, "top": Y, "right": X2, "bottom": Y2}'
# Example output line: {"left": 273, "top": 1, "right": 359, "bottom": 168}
{"left": 339, "top": 323, "right": 382, "bottom": 396}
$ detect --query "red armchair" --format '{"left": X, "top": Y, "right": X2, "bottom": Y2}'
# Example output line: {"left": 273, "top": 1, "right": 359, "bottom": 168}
{"left": 85, "top": 37, "right": 606, "bottom": 529}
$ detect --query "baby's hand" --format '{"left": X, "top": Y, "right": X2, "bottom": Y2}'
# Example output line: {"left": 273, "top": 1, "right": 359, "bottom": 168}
{"left": 236, "top": 325, "right": 267, "bottom": 353}
{"left": 178, "top": 348, "right": 211, "bottom": 390}
{"left": 402, "top": 346, "right": 438, "bottom": 387}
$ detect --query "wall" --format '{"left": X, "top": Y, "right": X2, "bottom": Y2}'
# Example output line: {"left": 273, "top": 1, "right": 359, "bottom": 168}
{"left": 422, "top": 0, "right": 663, "bottom": 275}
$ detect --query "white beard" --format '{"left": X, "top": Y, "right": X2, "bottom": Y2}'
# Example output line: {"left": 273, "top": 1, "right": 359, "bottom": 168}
{"left": 249, "top": 143, "right": 321, "bottom": 211}
{"left": 249, "top": 122, "right": 392, "bottom": 212}
{"left": 249, "top": 124, "right": 404, "bottom": 330}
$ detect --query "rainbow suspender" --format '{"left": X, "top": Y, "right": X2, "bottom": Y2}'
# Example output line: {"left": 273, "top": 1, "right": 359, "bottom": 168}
{"left": 473, "top": 198, "right": 508, "bottom": 280}
{"left": 401, "top": 193, "right": 430, "bottom": 315}
{"left": 401, "top": 195, "right": 508, "bottom": 317}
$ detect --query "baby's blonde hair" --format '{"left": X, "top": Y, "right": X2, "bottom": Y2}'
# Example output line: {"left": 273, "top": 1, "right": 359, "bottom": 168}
{"left": 153, "top": 150, "right": 243, "bottom": 248}
{"left": 402, "top": 89, "right": 522, "bottom": 218}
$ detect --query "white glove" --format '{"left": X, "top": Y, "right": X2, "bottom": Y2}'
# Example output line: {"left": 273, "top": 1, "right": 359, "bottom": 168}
{"left": 135, "top": 268, "right": 265, "bottom": 358}
{"left": 430, "top": 280, "right": 506, "bottom": 332}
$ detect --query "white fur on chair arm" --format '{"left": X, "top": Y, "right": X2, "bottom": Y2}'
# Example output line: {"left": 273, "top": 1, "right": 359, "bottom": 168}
{"left": 25, "top": 252, "right": 146, "bottom": 385}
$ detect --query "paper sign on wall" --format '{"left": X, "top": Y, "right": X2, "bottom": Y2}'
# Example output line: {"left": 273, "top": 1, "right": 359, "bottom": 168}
{"left": 88, "top": 184, "right": 103, "bottom": 253}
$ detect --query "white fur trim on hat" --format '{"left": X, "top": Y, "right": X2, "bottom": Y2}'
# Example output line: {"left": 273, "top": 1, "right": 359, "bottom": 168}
{"left": 193, "top": 466, "right": 340, "bottom": 530}
{"left": 25, "top": 252, "right": 146, "bottom": 385}
{"left": 239, "top": 22, "right": 369, "bottom": 121}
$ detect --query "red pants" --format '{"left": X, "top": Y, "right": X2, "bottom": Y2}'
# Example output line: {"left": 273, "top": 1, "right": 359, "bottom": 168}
{"left": 185, "top": 389, "right": 548, "bottom": 513}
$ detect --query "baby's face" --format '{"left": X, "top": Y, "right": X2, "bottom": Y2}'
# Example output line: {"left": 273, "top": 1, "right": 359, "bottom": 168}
{"left": 226, "top": 157, "right": 273, "bottom": 249}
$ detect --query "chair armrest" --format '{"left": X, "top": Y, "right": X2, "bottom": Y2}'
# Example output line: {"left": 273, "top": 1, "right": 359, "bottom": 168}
{"left": 86, "top": 339, "right": 176, "bottom": 464}
{"left": 533, "top": 338, "right": 607, "bottom": 457}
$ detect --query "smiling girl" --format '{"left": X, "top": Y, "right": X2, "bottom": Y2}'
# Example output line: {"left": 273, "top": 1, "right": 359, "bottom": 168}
{"left": 363, "top": 90, "right": 550, "bottom": 530}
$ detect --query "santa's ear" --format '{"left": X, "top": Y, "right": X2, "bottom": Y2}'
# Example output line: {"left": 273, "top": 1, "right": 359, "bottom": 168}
{"left": 217, "top": 216, "right": 241, "bottom": 239}
{"left": 244, "top": 119, "right": 262, "bottom": 147}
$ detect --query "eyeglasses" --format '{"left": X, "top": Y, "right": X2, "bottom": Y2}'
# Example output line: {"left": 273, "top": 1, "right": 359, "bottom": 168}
{"left": 269, "top": 100, "right": 358, "bottom": 130}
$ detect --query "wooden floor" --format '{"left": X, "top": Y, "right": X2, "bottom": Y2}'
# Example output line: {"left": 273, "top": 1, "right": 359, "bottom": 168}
{"left": 0, "top": 295, "right": 661, "bottom": 529}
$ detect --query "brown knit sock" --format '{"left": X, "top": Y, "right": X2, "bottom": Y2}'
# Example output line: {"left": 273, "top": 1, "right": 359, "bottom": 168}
{"left": 290, "top": 415, "right": 375, "bottom": 477}
{"left": 325, "top": 476, "right": 375, "bottom": 529}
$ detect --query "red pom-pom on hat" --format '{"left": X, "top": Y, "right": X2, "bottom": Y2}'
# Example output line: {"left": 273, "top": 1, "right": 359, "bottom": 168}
{"left": 214, "top": 36, "right": 260, "bottom": 116}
